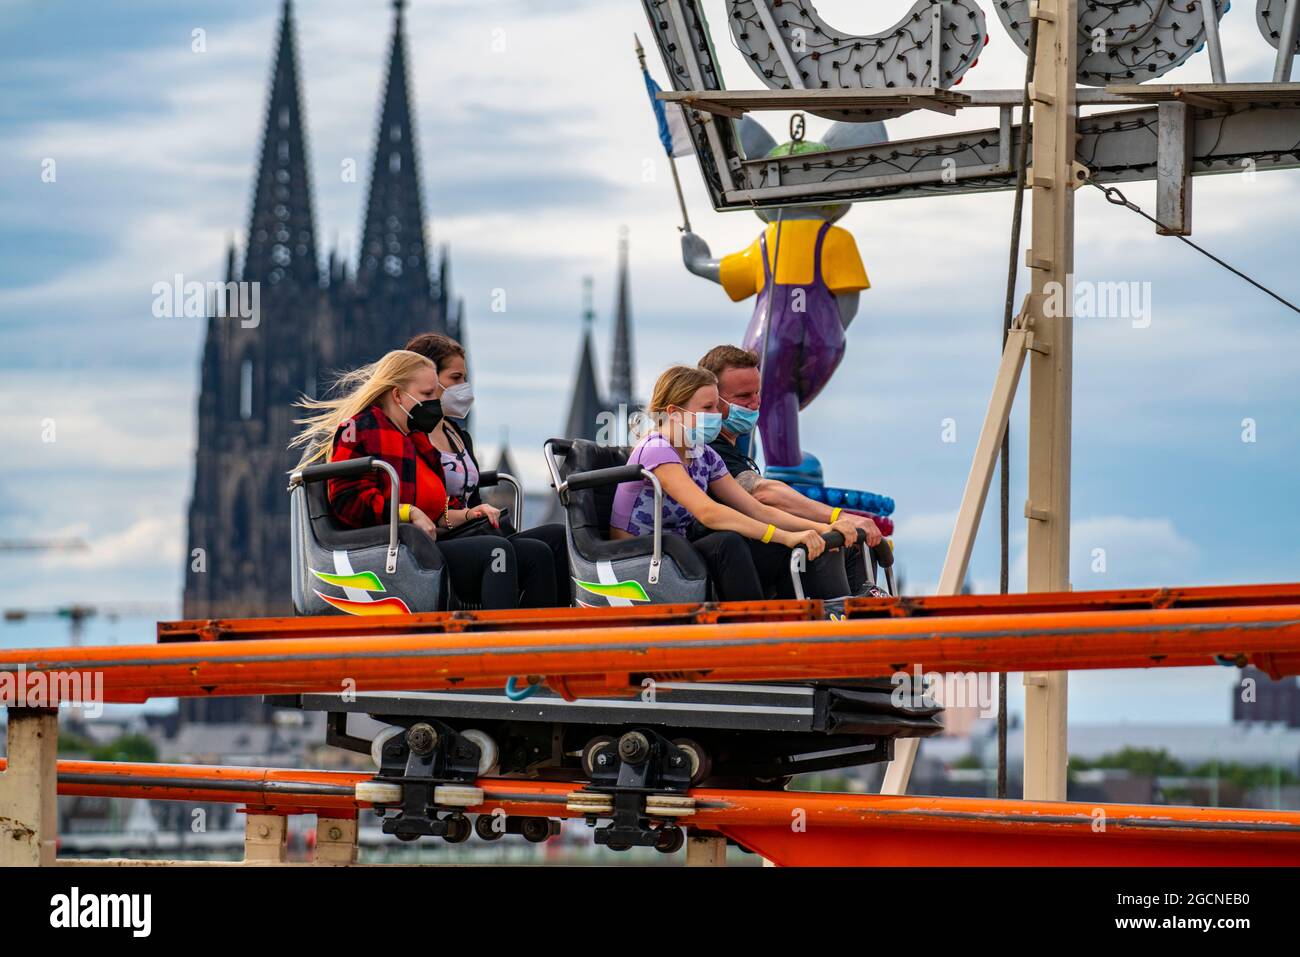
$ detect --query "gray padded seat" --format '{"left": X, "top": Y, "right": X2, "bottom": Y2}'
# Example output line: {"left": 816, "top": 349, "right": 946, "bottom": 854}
{"left": 304, "top": 480, "right": 444, "bottom": 571}
{"left": 553, "top": 439, "right": 710, "bottom": 607}
{"left": 289, "top": 457, "right": 450, "bottom": 615}
{"left": 562, "top": 442, "right": 708, "bottom": 578}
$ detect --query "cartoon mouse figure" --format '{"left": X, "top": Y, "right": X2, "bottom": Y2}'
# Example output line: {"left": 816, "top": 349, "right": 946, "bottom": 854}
{"left": 681, "top": 118, "right": 884, "bottom": 469}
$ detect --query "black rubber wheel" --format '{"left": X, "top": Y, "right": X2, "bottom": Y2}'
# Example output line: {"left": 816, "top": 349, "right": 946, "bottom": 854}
{"left": 442, "top": 814, "right": 471, "bottom": 844}
{"left": 520, "top": 817, "right": 552, "bottom": 843}
{"left": 474, "top": 813, "right": 504, "bottom": 841}
{"left": 671, "top": 738, "right": 712, "bottom": 786}
{"left": 580, "top": 735, "right": 616, "bottom": 778}
{"left": 655, "top": 827, "right": 685, "bottom": 854}
{"left": 606, "top": 842, "right": 633, "bottom": 852}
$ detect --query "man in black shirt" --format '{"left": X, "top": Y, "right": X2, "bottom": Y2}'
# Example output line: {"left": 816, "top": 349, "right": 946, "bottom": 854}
{"left": 712, "top": 427, "right": 762, "bottom": 480}
{"left": 700, "top": 345, "right": 885, "bottom": 595}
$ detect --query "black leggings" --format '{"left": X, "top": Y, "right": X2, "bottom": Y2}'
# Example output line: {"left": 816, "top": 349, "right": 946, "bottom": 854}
{"left": 843, "top": 542, "right": 868, "bottom": 593}
{"left": 509, "top": 523, "right": 572, "bottom": 605}
{"left": 438, "top": 534, "right": 557, "bottom": 609}
{"left": 687, "top": 530, "right": 851, "bottom": 602}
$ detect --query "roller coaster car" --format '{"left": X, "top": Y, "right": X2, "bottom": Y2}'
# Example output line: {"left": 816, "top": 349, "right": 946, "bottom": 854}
{"left": 543, "top": 437, "right": 899, "bottom": 606}
{"left": 276, "top": 441, "right": 942, "bottom": 849}
{"left": 544, "top": 437, "right": 710, "bottom": 606}
{"left": 283, "top": 675, "right": 943, "bottom": 848}
{"left": 287, "top": 456, "right": 522, "bottom": 614}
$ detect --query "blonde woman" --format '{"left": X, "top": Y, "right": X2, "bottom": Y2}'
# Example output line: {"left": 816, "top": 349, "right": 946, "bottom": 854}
{"left": 404, "top": 332, "right": 571, "bottom": 604}
{"left": 610, "top": 365, "right": 858, "bottom": 601}
{"left": 292, "top": 350, "right": 557, "bottom": 609}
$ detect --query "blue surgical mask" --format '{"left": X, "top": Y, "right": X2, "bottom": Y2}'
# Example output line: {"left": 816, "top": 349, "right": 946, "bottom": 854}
{"left": 683, "top": 410, "right": 723, "bottom": 446}
{"left": 723, "top": 402, "right": 760, "bottom": 435}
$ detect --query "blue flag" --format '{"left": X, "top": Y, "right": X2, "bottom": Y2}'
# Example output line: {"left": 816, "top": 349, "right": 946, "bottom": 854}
{"left": 643, "top": 71, "right": 692, "bottom": 158}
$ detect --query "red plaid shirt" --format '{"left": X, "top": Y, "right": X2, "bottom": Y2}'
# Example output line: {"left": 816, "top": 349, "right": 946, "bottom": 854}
{"left": 327, "top": 406, "right": 448, "bottom": 528}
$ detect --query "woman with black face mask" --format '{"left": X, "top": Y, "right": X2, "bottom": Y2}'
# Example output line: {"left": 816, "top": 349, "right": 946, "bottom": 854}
{"left": 292, "top": 349, "right": 558, "bottom": 609}
{"left": 404, "top": 333, "right": 573, "bottom": 605}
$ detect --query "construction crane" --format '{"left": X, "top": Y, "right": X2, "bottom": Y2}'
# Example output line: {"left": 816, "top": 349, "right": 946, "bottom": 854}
{"left": 0, "top": 537, "right": 87, "bottom": 552}
{"left": 1, "top": 536, "right": 172, "bottom": 646}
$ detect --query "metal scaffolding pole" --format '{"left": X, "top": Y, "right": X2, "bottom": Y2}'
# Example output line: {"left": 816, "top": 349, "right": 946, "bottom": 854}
{"left": 23, "top": 758, "right": 1300, "bottom": 867}
{"left": 1023, "top": 0, "right": 1079, "bottom": 801}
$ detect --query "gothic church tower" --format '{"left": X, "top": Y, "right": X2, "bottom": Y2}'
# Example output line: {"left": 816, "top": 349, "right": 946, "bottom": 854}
{"left": 182, "top": 1, "right": 458, "bottom": 697}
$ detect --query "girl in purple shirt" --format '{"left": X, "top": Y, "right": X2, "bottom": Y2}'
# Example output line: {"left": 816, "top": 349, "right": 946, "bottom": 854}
{"left": 610, "top": 431, "right": 729, "bottom": 537}
{"left": 610, "top": 365, "right": 857, "bottom": 601}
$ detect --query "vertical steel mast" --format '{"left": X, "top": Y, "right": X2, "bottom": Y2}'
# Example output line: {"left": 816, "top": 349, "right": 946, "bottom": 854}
{"left": 1022, "top": 0, "right": 1079, "bottom": 801}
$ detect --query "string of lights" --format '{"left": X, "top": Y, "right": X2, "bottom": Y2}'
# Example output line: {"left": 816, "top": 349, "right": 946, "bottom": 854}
{"left": 728, "top": 0, "right": 986, "bottom": 112}
{"left": 743, "top": 107, "right": 1298, "bottom": 203}
{"left": 640, "top": 0, "right": 1300, "bottom": 209}
{"left": 1258, "top": 0, "right": 1300, "bottom": 52}
{"left": 994, "top": 0, "right": 1227, "bottom": 85}
{"left": 642, "top": 0, "right": 736, "bottom": 195}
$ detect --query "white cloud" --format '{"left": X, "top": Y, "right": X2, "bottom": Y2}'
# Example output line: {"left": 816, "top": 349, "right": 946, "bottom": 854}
{"left": 1, "top": 0, "right": 1297, "bottom": 617}
{"left": 0, "top": 370, "right": 196, "bottom": 473}
{"left": 893, "top": 510, "right": 959, "bottom": 547}
{"left": 48, "top": 514, "right": 185, "bottom": 572}
{"left": 1009, "top": 514, "right": 1202, "bottom": 590}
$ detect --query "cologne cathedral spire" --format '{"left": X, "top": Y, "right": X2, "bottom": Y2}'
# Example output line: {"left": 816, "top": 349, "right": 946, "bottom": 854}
{"left": 243, "top": 0, "right": 319, "bottom": 289}
{"left": 608, "top": 227, "right": 636, "bottom": 410}
{"left": 357, "top": 0, "right": 433, "bottom": 315}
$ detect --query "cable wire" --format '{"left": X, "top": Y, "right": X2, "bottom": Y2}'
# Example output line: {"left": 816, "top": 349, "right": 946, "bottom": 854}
{"left": 996, "top": 16, "right": 1039, "bottom": 801}
{"left": 1091, "top": 182, "right": 1300, "bottom": 315}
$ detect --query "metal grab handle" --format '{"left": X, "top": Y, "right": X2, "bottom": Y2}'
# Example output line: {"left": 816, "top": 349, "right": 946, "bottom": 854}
{"left": 544, "top": 439, "right": 660, "bottom": 584}
{"left": 788, "top": 530, "right": 846, "bottom": 600}
{"left": 373, "top": 460, "right": 402, "bottom": 574}
{"left": 496, "top": 473, "right": 523, "bottom": 531}
{"left": 643, "top": 469, "right": 664, "bottom": 585}
{"left": 479, "top": 470, "right": 524, "bottom": 531}
{"left": 789, "top": 549, "right": 806, "bottom": 601}
{"left": 542, "top": 439, "right": 569, "bottom": 502}
{"left": 291, "top": 455, "right": 377, "bottom": 485}
{"left": 862, "top": 537, "right": 897, "bottom": 597}
{"left": 564, "top": 463, "right": 646, "bottom": 492}
{"left": 290, "top": 457, "right": 402, "bottom": 573}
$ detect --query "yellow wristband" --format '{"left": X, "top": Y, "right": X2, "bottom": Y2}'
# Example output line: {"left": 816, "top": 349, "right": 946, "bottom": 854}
{"left": 761, "top": 523, "right": 776, "bottom": 544}
{"left": 399, "top": 504, "right": 412, "bottom": 522}
{"left": 830, "top": 507, "right": 842, "bottom": 522}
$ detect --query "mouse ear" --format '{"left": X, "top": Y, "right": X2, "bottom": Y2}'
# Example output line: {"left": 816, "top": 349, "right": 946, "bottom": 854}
{"left": 821, "top": 120, "right": 889, "bottom": 152}
{"left": 736, "top": 116, "right": 778, "bottom": 160}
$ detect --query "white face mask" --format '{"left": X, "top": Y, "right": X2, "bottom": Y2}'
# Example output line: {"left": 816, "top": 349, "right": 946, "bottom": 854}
{"left": 440, "top": 382, "right": 474, "bottom": 418}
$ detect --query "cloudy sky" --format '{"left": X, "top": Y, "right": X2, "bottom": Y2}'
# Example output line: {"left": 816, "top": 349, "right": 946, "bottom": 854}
{"left": 2, "top": 0, "right": 1297, "bottom": 724}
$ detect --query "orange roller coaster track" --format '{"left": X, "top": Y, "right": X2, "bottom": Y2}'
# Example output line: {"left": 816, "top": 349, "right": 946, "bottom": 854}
{"left": 2, "top": 586, "right": 1299, "bottom": 704}
{"left": 5, "top": 584, "right": 1300, "bottom": 866}
{"left": 156, "top": 582, "right": 1300, "bottom": 642}
{"left": 10, "top": 758, "right": 1300, "bottom": 866}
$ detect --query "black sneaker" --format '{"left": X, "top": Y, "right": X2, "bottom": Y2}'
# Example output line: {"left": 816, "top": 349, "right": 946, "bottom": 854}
{"left": 852, "top": 584, "right": 890, "bottom": 599}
